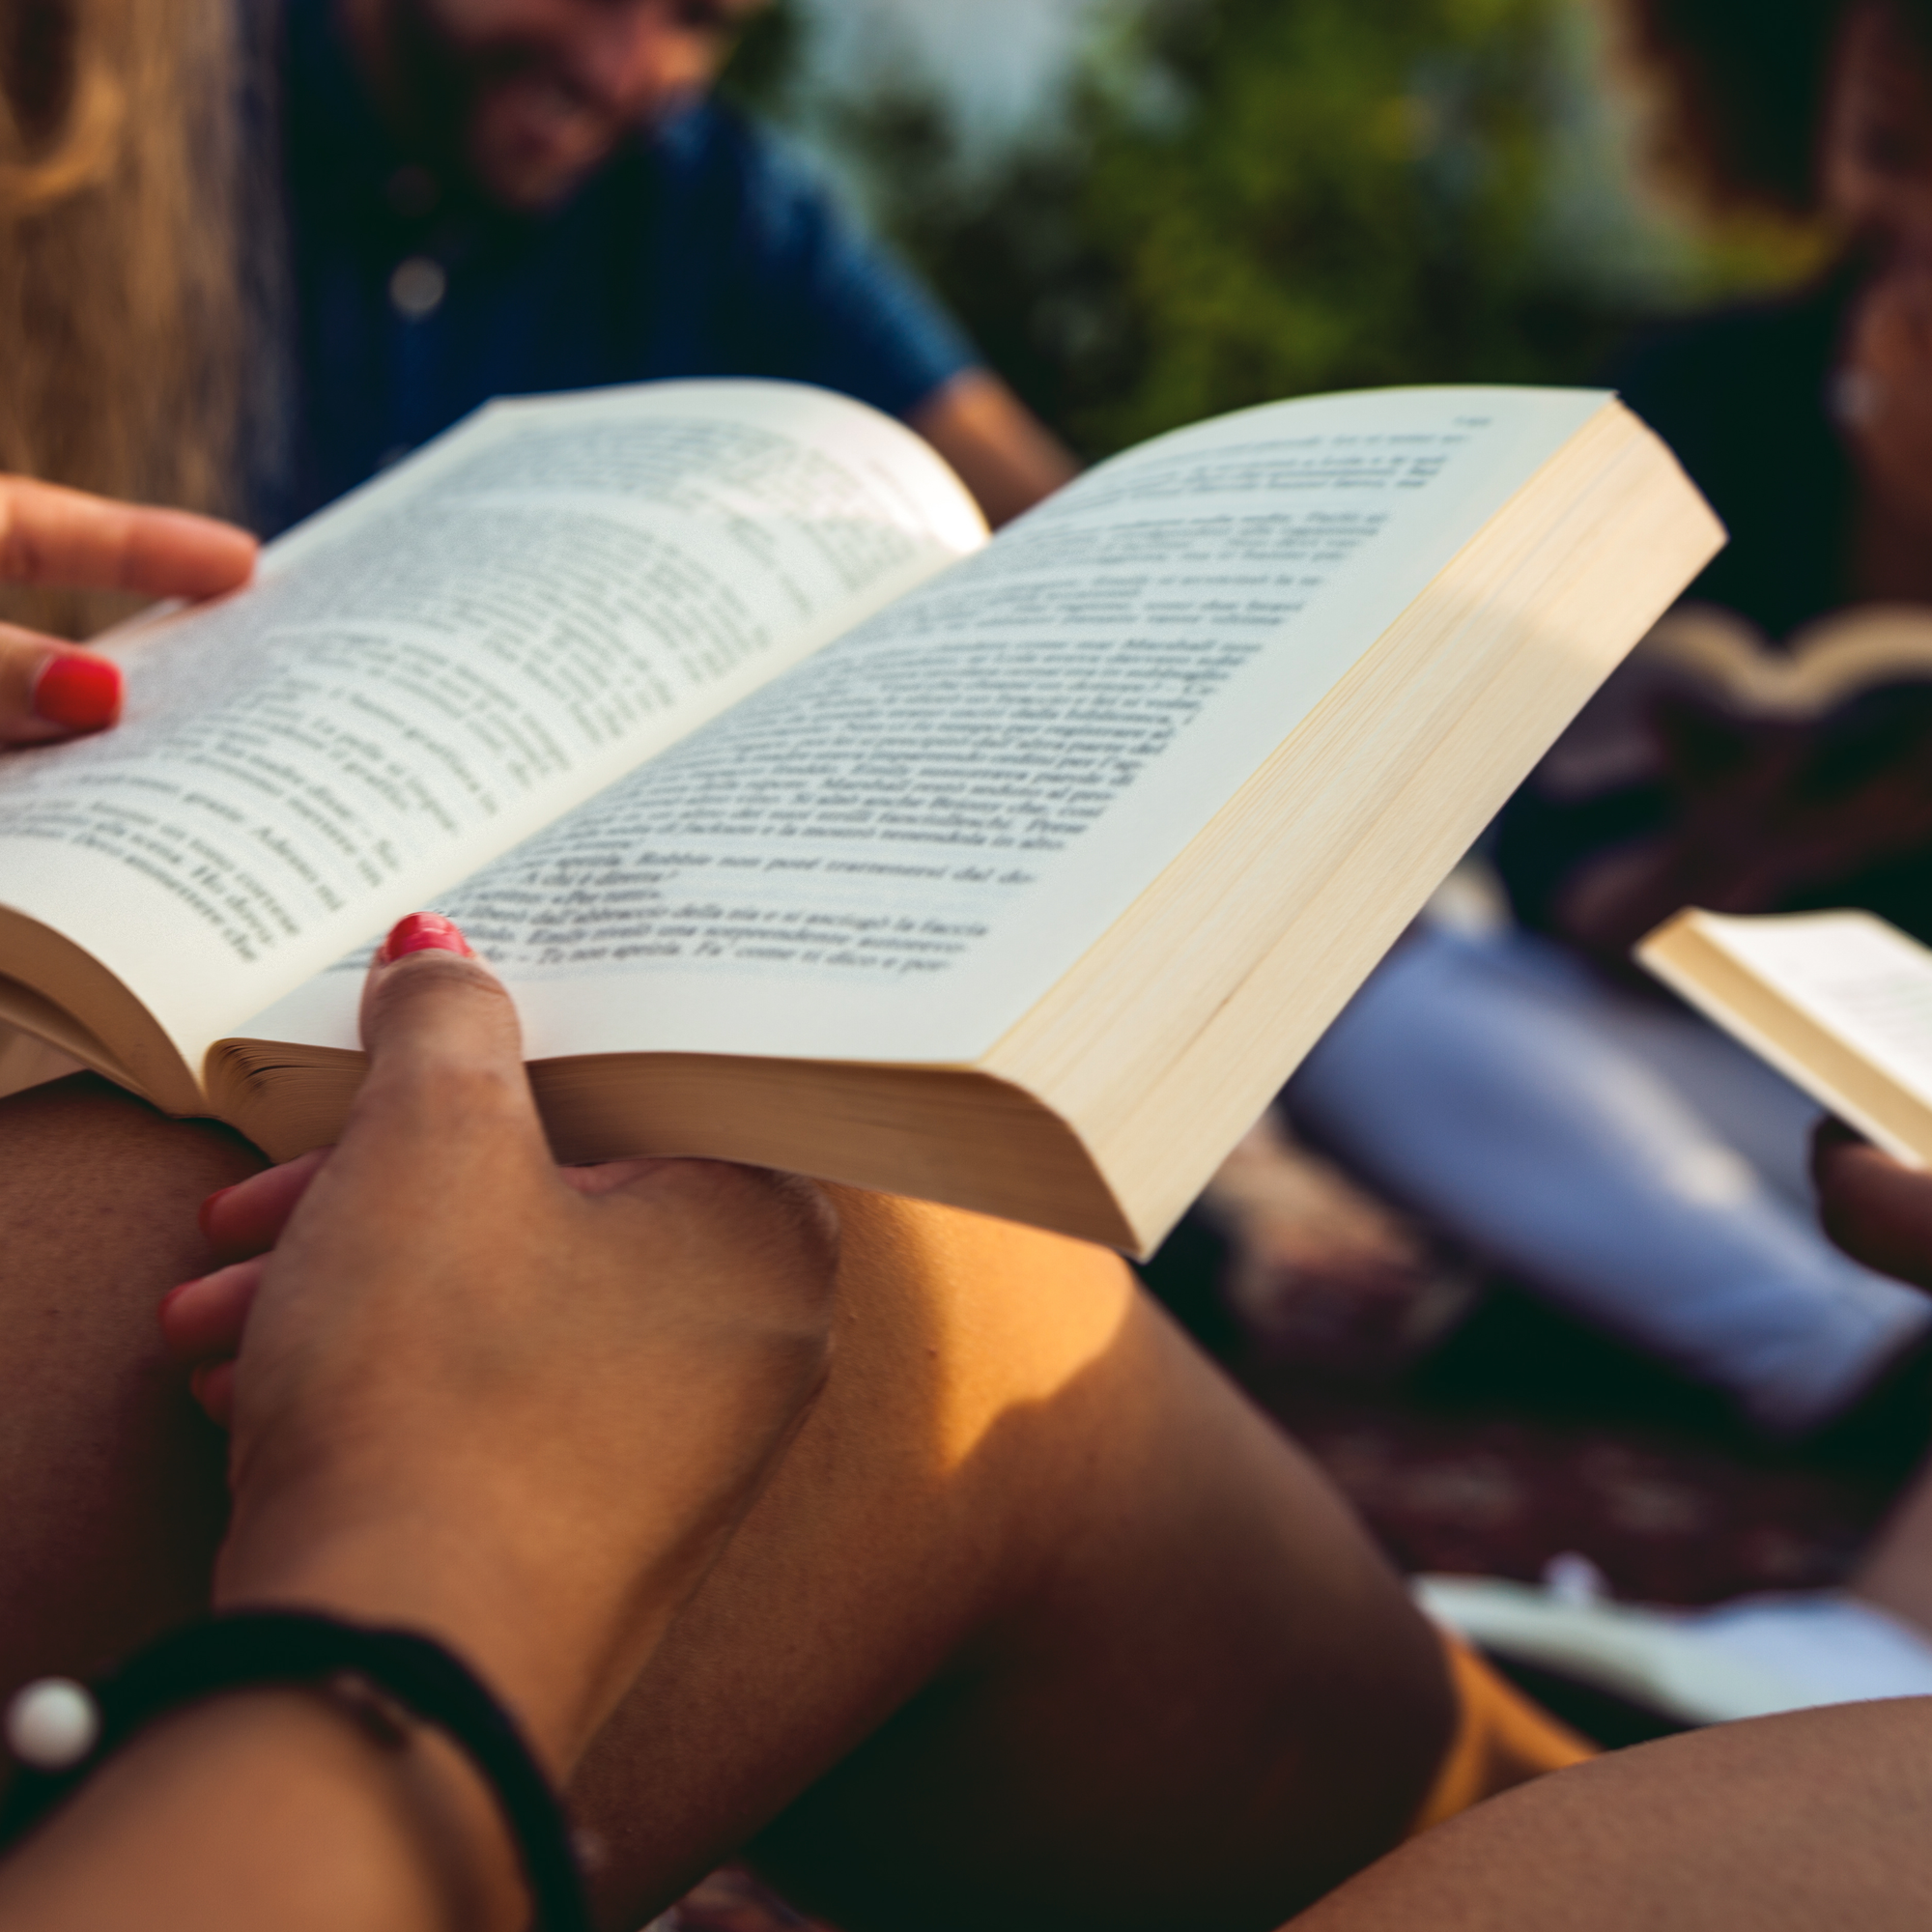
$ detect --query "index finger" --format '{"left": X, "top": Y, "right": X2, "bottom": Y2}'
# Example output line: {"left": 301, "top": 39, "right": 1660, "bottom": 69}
{"left": 200, "top": 1148, "right": 333, "bottom": 1263}
{"left": 0, "top": 476, "right": 257, "bottom": 600}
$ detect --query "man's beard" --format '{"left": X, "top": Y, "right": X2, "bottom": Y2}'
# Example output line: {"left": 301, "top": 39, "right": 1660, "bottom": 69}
{"left": 382, "top": 0, "right": 646, "bottom": 213}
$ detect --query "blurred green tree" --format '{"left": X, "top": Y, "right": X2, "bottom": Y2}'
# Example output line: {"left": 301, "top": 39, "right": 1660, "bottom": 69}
{"left": 736, "top": 0, "right": 1815, "bottom": 458}
{"left": 839, "top": 0, "right": 1651, "bottom": 454}
{"left": 719, "top": 0, "right": 809, "bottom": 121}
{"left": 1077, "top": 0, "right": 1604, "bottom": 444}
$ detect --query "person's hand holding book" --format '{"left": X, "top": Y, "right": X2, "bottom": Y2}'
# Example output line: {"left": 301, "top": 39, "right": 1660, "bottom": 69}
{"left": 160, "top": 913, "right": 838, "bottom": 1774}
{"left": 0, "top": 475, "right": 255, "bottom": 744}
{"left": 0, "top": 916, "right": 836, "bottom": 1932}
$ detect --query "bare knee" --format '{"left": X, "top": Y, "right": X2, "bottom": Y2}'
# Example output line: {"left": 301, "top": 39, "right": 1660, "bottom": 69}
{"left": 748, "top": 1293, "right": 1455, "bottom": 1930}
{"left": 577, "top": 1192, "right": 1453, "bottom": 1931}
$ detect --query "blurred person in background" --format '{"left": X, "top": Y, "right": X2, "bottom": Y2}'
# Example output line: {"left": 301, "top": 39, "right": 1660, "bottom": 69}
{"left": 2, "top": 0, "right": 1073, "bottom": 557}
{"left": 0, "top": 0, "right": 270, "bottom": 640}
{"left": 1289, "top": 0, "right": 1932, "bottom": 1446}
{"left": 277, "top": 0, "right": 1076, "bottom": 528}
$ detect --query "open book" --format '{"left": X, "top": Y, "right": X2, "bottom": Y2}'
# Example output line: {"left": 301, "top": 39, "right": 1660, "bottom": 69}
{"left": 1638, "top": 908, "right": 1932, "bottom": 1168}
{"left": 1640, "top": 604, "right": 1932, "bottom": 718}
{"left": 1525, "top": 603, "right": 1932, "bottom": 806}
{"left": 0, "top": 380, "right": 1719, "bottom": 1252}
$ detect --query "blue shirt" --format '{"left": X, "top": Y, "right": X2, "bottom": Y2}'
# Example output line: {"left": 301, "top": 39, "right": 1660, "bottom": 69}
{"left": 278, "top": 0, "right": 977, "bottom": 527}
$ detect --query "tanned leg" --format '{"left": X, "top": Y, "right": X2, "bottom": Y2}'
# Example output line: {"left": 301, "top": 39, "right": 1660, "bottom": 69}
{"left": 0, "top": 1101, "right": 1454, "bottom": 1932}
{"left": 573, "top": 1189, "right": 1454, "bottom": 1932}
{"left": 0, "top": 1076, "right": 262, "bottom": 1681}
{"left": 1292, "top": 1699, "right": 1932, "bottom": 1931}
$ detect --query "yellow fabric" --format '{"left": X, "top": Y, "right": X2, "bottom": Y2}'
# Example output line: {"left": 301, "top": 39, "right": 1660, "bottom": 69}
{"left": 1407, "top": 1634, "right": 1597, "bottom": 1836}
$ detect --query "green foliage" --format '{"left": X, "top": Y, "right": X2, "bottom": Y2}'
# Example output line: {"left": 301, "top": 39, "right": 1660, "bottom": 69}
{"left": 824, "top": 0, "right": 1684, "bottom": 456}
{"left": 718, "top": 0, "right": 810, "bottom": 121}
{"left": 1069, "top": 0, "right": 1590, "bottom": 446}
{"left": 744, "top": 0, "right": 1816, "bottom": 458}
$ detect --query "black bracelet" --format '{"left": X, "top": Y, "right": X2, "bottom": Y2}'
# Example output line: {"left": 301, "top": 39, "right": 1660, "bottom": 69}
{"left": 0, "top": 1610, "right": 592, "bottom": 1932}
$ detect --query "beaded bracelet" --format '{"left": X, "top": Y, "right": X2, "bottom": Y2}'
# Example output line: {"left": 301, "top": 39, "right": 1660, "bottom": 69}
{"left": 0, "top": 1609, "right": 593, "bottom": 1932}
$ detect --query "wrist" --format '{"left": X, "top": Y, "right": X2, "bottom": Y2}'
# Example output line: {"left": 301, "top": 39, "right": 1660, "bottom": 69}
{"left": 213, "top": 1511, "right": 616, "bottom": 1773}
{"left": 0, "top": 1687, "right": 523, "bottom": 1932}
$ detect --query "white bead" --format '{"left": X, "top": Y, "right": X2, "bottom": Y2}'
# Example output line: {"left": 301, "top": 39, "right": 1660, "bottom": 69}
{"left": 6, "top": 1679, "right": 99, "bottom": 1770}
{"left": 388, "top": 255, "right": 447, "bottom": 321}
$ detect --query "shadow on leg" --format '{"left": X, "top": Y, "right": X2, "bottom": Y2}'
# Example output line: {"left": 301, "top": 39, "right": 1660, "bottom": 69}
{"left": 577, "top": 1190, "right": 1457, "bottom": 1932}
{"left": 0, "top": 1111, "right": 1462, "bottom": 1932}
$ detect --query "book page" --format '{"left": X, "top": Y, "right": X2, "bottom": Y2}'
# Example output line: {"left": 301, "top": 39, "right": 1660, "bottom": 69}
{"left": 250, "top": 386, "right": 1612, "bottom": 1066}
{"left": 1680, "top": 912, "right": 1932, "bottom": 1110}
{"left": 0, "top": 382, "right": 983, "bottom": 1073}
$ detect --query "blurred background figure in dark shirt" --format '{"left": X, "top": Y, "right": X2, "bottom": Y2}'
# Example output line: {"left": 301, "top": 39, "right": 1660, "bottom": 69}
{"left": 1501, "top": 0, "right": 1932, "bottom": 952}
{"left": 0, "top": 0, "right": 1075, "bottom": 586}
{"left": 1289, "top": 0, "right": 1932, "bottom": 1446}
{"left": 1610, "top": 0, "right": 1932, "bottom": 638}
{"left": 276, "top": 0, "right": 1077, "bottom": 529}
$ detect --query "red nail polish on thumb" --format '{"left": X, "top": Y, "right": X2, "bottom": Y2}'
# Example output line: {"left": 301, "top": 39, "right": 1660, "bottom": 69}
{"left": 32, "top": 654, "right": 122, "bottom": 732}
{"left": 378, "top": 912, "right": 471, "bottom": 964}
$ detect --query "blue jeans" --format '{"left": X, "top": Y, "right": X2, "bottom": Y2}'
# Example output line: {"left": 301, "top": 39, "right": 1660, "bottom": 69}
{"left": 1287, "top": 922, "right": 1932, "bottom": 1434}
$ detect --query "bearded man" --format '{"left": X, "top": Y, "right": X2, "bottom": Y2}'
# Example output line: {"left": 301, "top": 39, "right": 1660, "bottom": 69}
{"left": 279, "top": 0, "right": 1077, "bottom": 530}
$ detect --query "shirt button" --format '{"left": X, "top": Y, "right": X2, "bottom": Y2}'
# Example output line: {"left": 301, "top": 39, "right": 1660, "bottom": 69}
{"left": 389, "top": 256, "right": 447, "bottom": 321}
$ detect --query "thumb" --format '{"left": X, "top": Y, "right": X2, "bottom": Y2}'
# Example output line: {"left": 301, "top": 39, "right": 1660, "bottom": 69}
{"left": 346, "top": 912, "right": 545, "bottom": 1166}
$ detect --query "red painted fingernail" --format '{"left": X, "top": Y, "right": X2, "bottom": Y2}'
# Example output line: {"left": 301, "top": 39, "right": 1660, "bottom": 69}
{"left": 378, "top": 911, "right": 471, "bottom": 964}
{"left": 32, "top": 654, "right": 123, "bottom": 731}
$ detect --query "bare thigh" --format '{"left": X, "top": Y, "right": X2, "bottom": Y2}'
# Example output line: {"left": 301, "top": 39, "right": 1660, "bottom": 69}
{"left": 0, "top": 1091, "right": 1452, "bottom": 1932}
{"left": 577, "top": 1189, "right": 1452, "bottom": 1932}
{"left": 0, "top": 1076, "right": 262, "bottom": 1680}
{"left": 1293, "top": 1698, "right": 1932, "bottom": 1931}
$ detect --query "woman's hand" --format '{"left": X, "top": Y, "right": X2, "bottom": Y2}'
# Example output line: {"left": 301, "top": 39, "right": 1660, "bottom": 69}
{"left": 160, "top": 914, "right": 838, "bottom": 1772}
{"left": 0, "top": 475, "right": 256, "bottom": 743}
